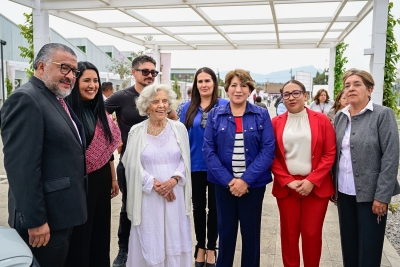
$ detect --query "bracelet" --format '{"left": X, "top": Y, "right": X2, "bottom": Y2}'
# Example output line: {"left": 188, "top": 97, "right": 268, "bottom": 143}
{"left": 171, "top": 176, "right": 179, "bottom": 184}
{"left": 112, "top": 179, "right": 117, "bottom": 182}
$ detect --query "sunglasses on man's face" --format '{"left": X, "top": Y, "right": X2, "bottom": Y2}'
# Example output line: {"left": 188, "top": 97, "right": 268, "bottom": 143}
{"left": 135, "top": 68, "right": 159, "bottom": 77}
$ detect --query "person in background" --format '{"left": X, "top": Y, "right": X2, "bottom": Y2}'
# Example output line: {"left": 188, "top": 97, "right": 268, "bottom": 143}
{"left": 1, "top": 43, "right": 87, "bottom": 267}
{"left": 203, "top": 69, "right": 275, "bottom": 267}
{"left": 102, "top": 82, "right": 114, "bottom": 100}
{"left": 333, "top": 68, "right": 400, "bottom": 267}
{"left": 180, "top": 67, "right": 229, "bottom": 267}
{"left": 176, "top": 87, "right": 192, "bottom": 117}
{"left": 65, "top": 61, "right": 120, "bottom": 267}
{"left": 254, "top": 96, "right": 267, "bottom": 109}
{"left": 276, "top": 88, "right": 287, "bottom": 115}
{"left": 309, "top": 89, "right": 334, "bottom": 115}
{"left": 267, "top": 94, "right": 272, "bottom": 107}
{"left": 105, "top": 55, "right": 178, "bottom": 267}
{"left": 123, "top": 84, "right": 192, "bottom": 267}
{"left": 327, "top": 90, "right": 348, "bottom": 123}
{"left": 271, "top": 79, "right": 335, "bottom": 267}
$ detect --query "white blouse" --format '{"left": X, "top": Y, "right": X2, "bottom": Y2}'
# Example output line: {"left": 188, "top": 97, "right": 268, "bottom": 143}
{"left": 309, "top": 100, "right": 334, "bottom": 115}
{"left": 283, "top": 109, "right": 312, "bottom": 176}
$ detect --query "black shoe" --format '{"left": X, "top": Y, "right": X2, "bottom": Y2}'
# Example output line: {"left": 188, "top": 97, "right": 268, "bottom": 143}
{"left": 205, "top": 249, "right": 217, "bottom": 267}
{"left": 194, "top": 246, "right": 206, "bottom": 267}
{"left": 113, "top": 248, "right": 128, "bottom": 267}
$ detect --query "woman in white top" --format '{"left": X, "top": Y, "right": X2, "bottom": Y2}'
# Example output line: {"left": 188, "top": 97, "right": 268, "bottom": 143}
{"left": 271, "top": 80, "right": 336, "bottom": 267}
{"left": 122, "top": 84, "right": 192, "bottom": 267}
{"left": 309, "top": 89, "right": 334, "bottom": 115}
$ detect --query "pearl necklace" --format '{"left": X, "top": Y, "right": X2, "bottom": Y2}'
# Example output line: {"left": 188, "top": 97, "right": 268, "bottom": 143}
{"left": 147, "top": 119, "right": 167, "bottom": 136}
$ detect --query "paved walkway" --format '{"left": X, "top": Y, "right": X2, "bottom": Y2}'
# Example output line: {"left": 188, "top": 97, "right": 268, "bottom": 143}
{"left": 0, "top": 105, "right": 399, "bottom": 266}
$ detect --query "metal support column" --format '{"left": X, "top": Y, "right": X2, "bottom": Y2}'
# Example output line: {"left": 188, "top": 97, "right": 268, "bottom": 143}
{"left": 366, "top": 0, "right": 389, "bottom": 104}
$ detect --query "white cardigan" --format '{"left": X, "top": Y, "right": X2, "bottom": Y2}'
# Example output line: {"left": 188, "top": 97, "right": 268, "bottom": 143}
{"left": 122, "top": 118, "right": 192, "bottom": 226}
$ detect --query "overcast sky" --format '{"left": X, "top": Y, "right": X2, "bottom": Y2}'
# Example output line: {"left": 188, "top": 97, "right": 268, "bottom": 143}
{"left": 1, "top": 0, "right": 399, "bottom": 75}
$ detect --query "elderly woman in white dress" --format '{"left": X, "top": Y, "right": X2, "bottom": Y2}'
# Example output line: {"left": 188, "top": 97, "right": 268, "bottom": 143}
{"left": 122, "top": 83, "right": 192, "bottom": 267}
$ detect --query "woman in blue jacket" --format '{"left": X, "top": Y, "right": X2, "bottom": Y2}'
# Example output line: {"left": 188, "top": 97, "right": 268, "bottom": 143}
{"left": 203, "top": 69, "right": 275, "bottom": 267}
{"left": 180, "top": 67, "right": 229, "bottom": 267}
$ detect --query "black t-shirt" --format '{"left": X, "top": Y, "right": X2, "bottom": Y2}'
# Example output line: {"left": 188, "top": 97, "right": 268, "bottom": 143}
{"left": 104, "top": 86, "right": 148, "bottom": 155}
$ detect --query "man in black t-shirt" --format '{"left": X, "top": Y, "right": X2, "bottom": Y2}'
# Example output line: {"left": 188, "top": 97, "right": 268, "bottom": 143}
{"left": 105, "top": 55, "right": 177, "bottom": 267}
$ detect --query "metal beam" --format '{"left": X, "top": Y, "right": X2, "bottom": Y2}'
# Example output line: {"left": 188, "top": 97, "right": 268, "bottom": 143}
{"left": 189, "top": 5, "right": 237, "bottom": 49}
{"left": 158, "top": 43, "right": 332, "bottom": 50}
{"left": 38, "top": 0, "right": 369, "bottom": 10}
{"left": 335, "top": 0, "right": 373, "bottom": 46}
{"left": 317, "top": 0, "right": 347, "bottom": 47}
{"left": 116, "top": 8, "right": 197, "bottom": 49}
{"left": 97, "top": 16, "right": 358, "bottom": 28}
{"left": 145, "top": 38, "right": 338, "bottom": 45}
{"left": 269, "top": 1, "right": 280, "bottom": 48}
{"left": 49, "top": 10, "right": 148, "bottom": 47}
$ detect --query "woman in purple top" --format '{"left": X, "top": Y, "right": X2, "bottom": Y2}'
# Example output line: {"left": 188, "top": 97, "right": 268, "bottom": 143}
{"left": 180, "top": 67, "right": 228, "bottom": 267}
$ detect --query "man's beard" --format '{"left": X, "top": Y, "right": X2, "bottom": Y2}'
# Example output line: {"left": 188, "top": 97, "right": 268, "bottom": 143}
{"left": 138, "top": 78, "right": 154, "bottom": 88}
{"left": 42, "top": 72, "right": 74, "bottom": 99}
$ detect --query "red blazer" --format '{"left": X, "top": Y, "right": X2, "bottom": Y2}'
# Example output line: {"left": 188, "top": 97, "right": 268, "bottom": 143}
{"left": 271, "top": 108, "right": 336, "bottom": 198}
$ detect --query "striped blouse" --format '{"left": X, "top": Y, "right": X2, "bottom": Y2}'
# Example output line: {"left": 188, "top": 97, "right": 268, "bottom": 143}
{"left": 232, "top": 117, "right": 246, "bottom": 177}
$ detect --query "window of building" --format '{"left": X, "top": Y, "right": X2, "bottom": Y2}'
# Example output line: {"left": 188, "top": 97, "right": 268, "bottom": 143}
{"left": 77, "top": 46, "right": 86, "bottom": 53}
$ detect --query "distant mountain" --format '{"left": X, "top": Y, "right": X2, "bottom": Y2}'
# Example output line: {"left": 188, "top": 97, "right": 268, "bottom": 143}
{"left": 220, "top": 65, "right": 324, "bottom": 84}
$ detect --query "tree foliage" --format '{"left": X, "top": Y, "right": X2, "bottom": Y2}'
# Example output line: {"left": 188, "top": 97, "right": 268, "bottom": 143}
{"left": 172, "top": 76, "right": 181, "bottom": 99}
{"left": 5, "top": 73, "right": 13, "bottom": 97}
{"left": 382, "top": 2, "right": 400, "bottom": 114}
{"left": 334, "top": 42, "right": 349, "bottom": 97}
{"left": 107, "top": 58, "right": 132, "bottom": 89}
{"left": 313, "top": 69, "right": 328, "bottom": 85}
{"left": 18, "top": 12, "right": 34, "bottom": 79}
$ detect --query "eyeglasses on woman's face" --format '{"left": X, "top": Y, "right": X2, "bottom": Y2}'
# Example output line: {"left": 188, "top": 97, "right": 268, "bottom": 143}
{"left": 282, "top": 90, "right": 304, "bottom": 100}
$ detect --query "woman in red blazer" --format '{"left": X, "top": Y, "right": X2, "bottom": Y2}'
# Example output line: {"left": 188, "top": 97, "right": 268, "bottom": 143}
{"left": 271, "top": 80, "right": 336, "bottom": 267}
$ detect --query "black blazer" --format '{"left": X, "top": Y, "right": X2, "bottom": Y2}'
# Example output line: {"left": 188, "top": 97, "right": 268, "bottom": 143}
{"left": 1, "top": 76, "right": 87, "bottom": 231}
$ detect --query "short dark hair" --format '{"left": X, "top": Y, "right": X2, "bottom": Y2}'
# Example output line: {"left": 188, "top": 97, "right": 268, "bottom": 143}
{"left": 224, "top": 69, "right": 255, "bottom": 93}
{"left": 101, "top": 82, "right": 113, "bottom": 92}
{"left": 132, "top": 55, "right": 156, "bottom": 69}
{"left": 33, "top": 43, "right": 76, "bottom": 70}
{"left": 187, "top": 88, "right": 192, "bottom": 95}
{"left": 255, "top": 96, "right": 262, "bottom": 103}
{"left": 281, "top": 80, "right": 306, "bottom": 93}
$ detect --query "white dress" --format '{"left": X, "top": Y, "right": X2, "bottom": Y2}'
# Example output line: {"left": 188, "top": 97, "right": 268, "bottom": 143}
{"left": 126, "top": 123, "right": 192, "bottom": 267}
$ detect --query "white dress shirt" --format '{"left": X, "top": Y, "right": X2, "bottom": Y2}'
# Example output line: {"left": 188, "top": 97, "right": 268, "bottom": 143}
{"left": 338, "top": 100, "right": 374, "bottom": 195}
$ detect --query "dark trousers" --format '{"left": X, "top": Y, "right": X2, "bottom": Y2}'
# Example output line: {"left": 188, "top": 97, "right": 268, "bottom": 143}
{"left": 19, "top": 227, "right": 72, "bottom": 267}
{"left": 337, "top": 192, "right": 387, "bottom": 267}
{"left": 215, "top": 184, "right": 266, "bottom": 267}
{"left": 65, "top": 164, "right": 112, "bottom": 267}
{"left": 191, "top": 171, "right": 218, "bottom": 251}
{"left": 116, "top": 161, "right": 131, "bottom": 250}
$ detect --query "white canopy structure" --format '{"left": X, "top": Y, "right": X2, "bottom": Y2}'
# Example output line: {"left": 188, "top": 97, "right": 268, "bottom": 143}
{"left": 9, "top": 0, "right": 391, "bottom": 103}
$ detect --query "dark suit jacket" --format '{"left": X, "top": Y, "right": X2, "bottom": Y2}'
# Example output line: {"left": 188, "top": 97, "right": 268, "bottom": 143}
{"left": 271, "top": 108, "right": 336, "bottom": 198}
{"left": 1, "top": 76, "right": 87, "bottom": 232}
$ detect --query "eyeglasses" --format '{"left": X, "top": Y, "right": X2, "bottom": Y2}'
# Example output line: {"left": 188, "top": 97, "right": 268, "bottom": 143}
{"left": 51, "top": 62, "right": 80, "bottom": 78}
{"left": 135, "top": 68, "right": 159, "bottom": 77}
{"left": 282, "top": 90, "right": 304, "bottom": 100}
{"left": 200, "top": 112, "right": 208, "bottom": 128}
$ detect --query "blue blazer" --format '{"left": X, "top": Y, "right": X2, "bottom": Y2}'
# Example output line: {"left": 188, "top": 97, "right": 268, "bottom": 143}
{"left": 202, "top": 102, "right": 275, "bottom": 188}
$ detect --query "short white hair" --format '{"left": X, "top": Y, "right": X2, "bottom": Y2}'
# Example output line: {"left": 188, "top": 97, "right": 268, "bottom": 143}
{"left": 136, "top": 84, "right": 177, "bottom": 116}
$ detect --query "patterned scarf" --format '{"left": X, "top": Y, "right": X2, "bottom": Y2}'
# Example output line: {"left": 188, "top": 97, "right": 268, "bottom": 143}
{"left": 86, "top": 115, "right": 121, "bottom": 174}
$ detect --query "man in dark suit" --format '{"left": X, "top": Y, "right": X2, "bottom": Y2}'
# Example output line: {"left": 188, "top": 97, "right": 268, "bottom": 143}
{"left": 1, "top": 43, "right": 87, "bottom": 267}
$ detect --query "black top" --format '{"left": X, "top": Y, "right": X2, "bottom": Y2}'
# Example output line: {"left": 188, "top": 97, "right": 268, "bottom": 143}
{"left": 82, "top": 100, "right": 96, "bottom": 146}
{"left": 104, "top": 86, "right": 148, "bottom": 155}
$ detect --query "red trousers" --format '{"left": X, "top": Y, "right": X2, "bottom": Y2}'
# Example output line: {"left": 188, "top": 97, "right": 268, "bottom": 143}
{"left": 276, "top": 190, "right": 329, "bottom": 267}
